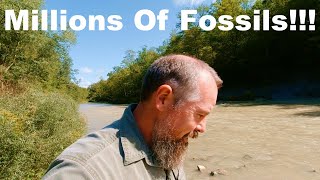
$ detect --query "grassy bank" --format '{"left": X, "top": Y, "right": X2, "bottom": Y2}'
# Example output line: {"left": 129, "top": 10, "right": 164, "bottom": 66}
{"left": 0, "top": 90, "right": 86, "bottom": 179}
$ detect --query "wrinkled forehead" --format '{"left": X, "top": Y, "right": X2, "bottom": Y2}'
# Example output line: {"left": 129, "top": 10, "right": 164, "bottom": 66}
{"left": 175, "top": 97, "right": 216, "bottom": 114}
{"left": 191, "top": 99, "right": 216, "bottom": 113}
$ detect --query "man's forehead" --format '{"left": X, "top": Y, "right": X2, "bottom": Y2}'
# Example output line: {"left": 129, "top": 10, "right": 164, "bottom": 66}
{"left": 195, "top": 102, "right": 215, "bottom": 112}
{"left": 183, "top": 100, "right": 215, "bottom": 113}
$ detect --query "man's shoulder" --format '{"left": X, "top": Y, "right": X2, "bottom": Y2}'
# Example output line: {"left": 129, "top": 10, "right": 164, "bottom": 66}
{"left": 57, "top": 120, "right": 122, "bottom": 164}
{"left": 43, "top": 120, "right": 125, "bottom": 179}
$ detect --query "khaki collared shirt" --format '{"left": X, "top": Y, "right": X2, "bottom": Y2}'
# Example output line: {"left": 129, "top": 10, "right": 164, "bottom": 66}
{"left": 43, "top": 104, "right": 186, "bottom": 180}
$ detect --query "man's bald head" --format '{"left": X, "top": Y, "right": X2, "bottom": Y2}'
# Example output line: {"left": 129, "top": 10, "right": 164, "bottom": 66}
{"left": 140, "top": 54, "right": 223, "bottom": 104}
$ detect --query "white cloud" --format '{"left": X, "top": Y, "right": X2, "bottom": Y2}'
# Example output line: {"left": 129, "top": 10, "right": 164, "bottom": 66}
{"left": 173, "top": 0, "right": 211, "bottom": 6}
{"left": 78, "top": 77, "right": 92, "bottom": 88}
{"left": 75, "top": 67, "right": 108, "bottom": 88}
{"left": 80, "top": 67, "right": 93, "bottom": 74}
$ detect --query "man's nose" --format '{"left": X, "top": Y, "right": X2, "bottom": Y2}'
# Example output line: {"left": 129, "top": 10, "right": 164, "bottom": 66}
{"left": 195, "top": 119, "right": 206, "bottom": 133}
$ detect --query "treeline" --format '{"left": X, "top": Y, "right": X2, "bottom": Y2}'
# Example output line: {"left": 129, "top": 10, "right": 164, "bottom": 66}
{"left": 88, "top": 49, "right": 161, "bottom": 103}
{"left": 0, "top": 0, "right": 87, "bottom": 179}
{"left": 88, "top": 0, "right": 320, "bottom": 103}
{"left": 0, "top": 0, "right": 87, "bottom": 101}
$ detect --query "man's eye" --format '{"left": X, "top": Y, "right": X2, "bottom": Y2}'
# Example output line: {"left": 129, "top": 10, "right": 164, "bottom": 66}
{"left": 197, "top": 114, "right": 204, "bottom": 119}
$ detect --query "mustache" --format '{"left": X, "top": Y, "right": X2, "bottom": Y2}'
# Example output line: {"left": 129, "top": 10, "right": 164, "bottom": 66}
{"left": 188, "top": 130, "right": 199, "bottom": 139}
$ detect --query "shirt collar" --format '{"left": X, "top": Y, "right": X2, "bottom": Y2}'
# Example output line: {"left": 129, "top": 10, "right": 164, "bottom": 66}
{"left": 119, "top": 104, "right": 160, "bottom": 167}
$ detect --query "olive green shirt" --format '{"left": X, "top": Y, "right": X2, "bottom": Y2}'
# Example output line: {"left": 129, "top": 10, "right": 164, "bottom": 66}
{"left": 43, "top": 104, "right": 186, "bottom": 180}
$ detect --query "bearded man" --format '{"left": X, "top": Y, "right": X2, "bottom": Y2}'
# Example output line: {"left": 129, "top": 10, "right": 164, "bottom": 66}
{"left": 43, "top": 54, "right": 222, "bottom": 180}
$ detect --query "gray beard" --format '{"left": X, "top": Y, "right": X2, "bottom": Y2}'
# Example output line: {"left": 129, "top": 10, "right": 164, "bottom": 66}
{"left": 151, "top": 130, "right": 188, "bottom": 170}
{"left": 151, "top": 119, "right": 199, "bottom": 170}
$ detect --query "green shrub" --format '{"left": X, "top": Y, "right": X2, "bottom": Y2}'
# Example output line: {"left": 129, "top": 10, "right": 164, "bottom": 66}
{"left": 0, "top": 90, "right": 86, "bottom": 179}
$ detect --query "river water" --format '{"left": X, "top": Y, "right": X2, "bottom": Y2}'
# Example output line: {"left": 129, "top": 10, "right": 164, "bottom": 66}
{"left": 79, "top": 102, "right": 320, "bottom": 180}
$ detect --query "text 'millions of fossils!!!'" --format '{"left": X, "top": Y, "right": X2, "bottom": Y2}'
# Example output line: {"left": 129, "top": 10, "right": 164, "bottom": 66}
{"left": 5, "top": 9, "right": 316, "bottom": 31}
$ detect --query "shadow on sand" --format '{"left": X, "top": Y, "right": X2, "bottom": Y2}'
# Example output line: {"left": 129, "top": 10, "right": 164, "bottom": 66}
{"left": 218, "top": 99, "right": 320, "bottom": 117}
{"left": 218, "top": 98, "right": 320, "bottom": 107}
{"left": 294, "top": 110, "right": 320, "bottom": 117}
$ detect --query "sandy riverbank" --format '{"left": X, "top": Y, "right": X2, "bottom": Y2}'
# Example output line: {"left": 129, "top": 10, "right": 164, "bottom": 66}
{"left": 79, "top": 101, "right": 320, "bottom": 180}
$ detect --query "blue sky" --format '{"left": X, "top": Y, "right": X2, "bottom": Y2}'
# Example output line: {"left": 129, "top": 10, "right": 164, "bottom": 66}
{"left": 45, "top": 0, "right": 213, "bottom": 87}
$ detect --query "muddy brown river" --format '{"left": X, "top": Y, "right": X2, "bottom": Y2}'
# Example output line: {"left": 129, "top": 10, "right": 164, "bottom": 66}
{"left": 79, "top": 101, "right": 320, "bottom": 180}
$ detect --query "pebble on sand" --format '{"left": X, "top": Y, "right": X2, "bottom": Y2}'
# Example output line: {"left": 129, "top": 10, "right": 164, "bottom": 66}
{"left": 197, "top": 165, "right": 206, "bottom": 172}
{"left": 210, "top": 171, "right": 218, "bottom": 176}
{"left": 210, "top": 168, "right": 228, "bottom": 176}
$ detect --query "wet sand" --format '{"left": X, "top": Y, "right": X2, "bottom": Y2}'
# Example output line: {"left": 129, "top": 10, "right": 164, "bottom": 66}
{"left": 79, "top": 101, "right": 320, "bottom": 180}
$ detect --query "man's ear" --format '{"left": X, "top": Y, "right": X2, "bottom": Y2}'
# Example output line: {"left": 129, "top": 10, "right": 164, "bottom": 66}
{"left": 155, "top": 84, "right": 174, "bottom": 111}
